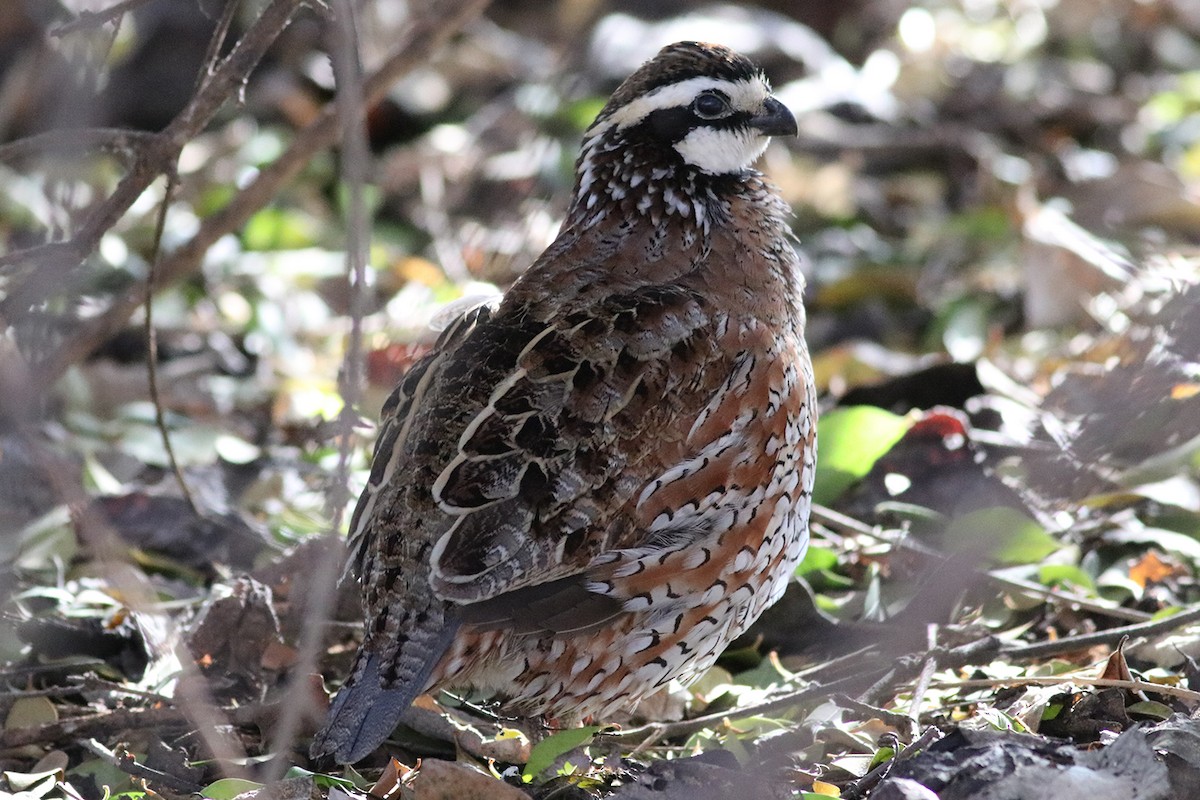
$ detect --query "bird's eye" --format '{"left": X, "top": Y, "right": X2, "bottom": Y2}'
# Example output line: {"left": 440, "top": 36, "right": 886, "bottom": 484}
{"left": 692, "top": 92, "right": 730, "bottom": 120}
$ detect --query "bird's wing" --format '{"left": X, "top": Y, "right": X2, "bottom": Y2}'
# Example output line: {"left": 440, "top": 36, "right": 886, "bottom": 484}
{"left": 343, "top": 301, "right": 496, "bottom": 582}
{"left": 418, "top": 281, "right": 727, "bottom": 606}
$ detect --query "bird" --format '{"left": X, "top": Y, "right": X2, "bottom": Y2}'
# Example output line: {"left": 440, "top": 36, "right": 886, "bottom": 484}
{"left": 311, "top": 40, "right": 817, "bottom": 764}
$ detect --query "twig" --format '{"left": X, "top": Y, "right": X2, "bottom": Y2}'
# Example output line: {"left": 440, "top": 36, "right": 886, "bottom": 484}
{"left": 1001, "top": 604, "right": 1200, "bottom": 661}
{"left": 261, "top": 0, "right": 374, "bottom": 779}
{"left": 117, "top": 748, "right": 206, "bottom": 794}
{"left": 0, "top": 700, "right": 268, "bottom": 749}
{"left": 600, "top": 670, "right": 886, "bottom": 745}
{"left": 50, "top": 0, "right": 163, "bottom": 36}
{"left": 0, "top": 128, "right": 159, "bottom": 165}
{"left": 935, "top": 675, "right": 1200, "bottom": 704}
{"left": 988, "top": 571, "right": 1152, "bottom": 623}
{"left": 144, "top": 168, "right": 197, "bottom": 514}
{"left": 830, "top": 694, "right": 915, "bottom": 733}
{"left": 791, "top": 120, "right": 991, "bottom": 164}
{"left": 30, "top": 0, "right": 492, "bottom": 391}
{"left": 859, "top": 636, "right": 1002, "bottom": 708}
{"left": 328, "top": 0, "right": 371, "bottom": 567}
{"left": 142, "top": 0, "right": 240, "bottom": 515}
{"left": 1, "top": 676, "right": 172, "bottom": 705}
{"left": 842, "top": 727, "right": 941, "bottom": 800}
{"left": 0, "top": 0, "right": 304, "bottom": 292}
{"left": 906, "top": 626, "right": 939, "bottom": 722}
{"left": 811, "top": 505, "right": 1152, "bottom": 623}
{"left": 601, "top": 639, "right": 1002, "bottom": 751}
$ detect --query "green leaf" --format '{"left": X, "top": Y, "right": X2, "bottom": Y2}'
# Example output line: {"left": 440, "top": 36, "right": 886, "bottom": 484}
{"left": 284, "top": 766, "right": 361, "bottom": 791}
{"left": 867, "top": 745, "right": 896, "bottom": 771}
{"left": 1127, "top": 700, "right": 1173, "bottom": 720}
{"left": 813, "top": 406, "right": 911, "bottom": 505}
{"left": 1106, "top": 526, "right": 1200, "bottom": 561}
{"left": 562, "top": 98, "right": 607, "bottom": 131}
{"left": 796, "top": 545, "right": 856, "bottom": 590}
{"left": 732, "top": 652, "right": 792, "bottom": 690}
{"left": 201, "top": 778, "right": 264, "bottom": 799}
{"left": 943, "top": 507, "right": 1058, "bottom": 565}
{"left": 522, "top": 726, "right": 601, "bottom": 783}
{"left": 975, "top": 707, "right": 1029, "bottom": 732}
{"left": 15, "top": 506, "right": 75, "bottom": 573}
{"left": 70, "top": 757, "right": 139, "bottom": 798}
{"left": 196, "top": 184, "right": 236, "bottom": 217}
{"left": 1038, "top": 564, "right": 1096, "bottom": 592}
{"left": 242, "top": 207, "right": 319, "bottom": 251}
{"left": 1150, "top": 606, "right": 1189, "bottom": 622}
{"left": 796, "top": 545, "right": 838, "bottom": 576}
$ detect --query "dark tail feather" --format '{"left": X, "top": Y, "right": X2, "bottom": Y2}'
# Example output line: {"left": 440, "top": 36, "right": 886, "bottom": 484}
{"left": 310, "top": 620, "right": 460, "bottom": 764}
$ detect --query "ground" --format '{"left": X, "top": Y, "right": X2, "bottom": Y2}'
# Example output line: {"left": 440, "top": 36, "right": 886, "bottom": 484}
{"left": 1, "top": 1, "right": 1199, "bottom": 799}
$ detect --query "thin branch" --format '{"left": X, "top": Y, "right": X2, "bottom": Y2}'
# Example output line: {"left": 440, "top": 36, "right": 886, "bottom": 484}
{"left": 1001, "top": 603, "right": 1200, "bottom": 661}
{"left": 600, "top": 670, "right": 886, "bottom": 745}
{"left": 0, "top": 128, "right": 159, "bottom": 165}
{"left": 843, "top": 728, "right": 941, "bottom": 800}
{"left": 262, "top": 0, "right": 373, "bottom": 779}
{"left": 50, "top": 0, "right": 163, "bottom": 37}
{"left": 938, "top": 675, "right": 1200, "bottom": 704}
{"left": 906, "top": 626, "right": 939, "bottom": 722}
{"left": 117, "top": 749, "right": 206, "bottom": 795}
{"left": 142, "top": 0, "right": 240, "bottom": 515}
{"left": 0, "top": 0, "right": 303, "bottom": 283}
{"left": 2, "top": 676, "right": 174, "bottom": 705}
{"left": 30, "top": 0, "right": 492, "bottom": 390}
{"left": 0, "top": 699, "right": 267, "bottom": 749}
{"left": 859, "top": 636, "right": 1003, "bottom": 708}
{"left": 144, "top": 169, "right": 198, "bottom": 514}
{"left": 812, "top": 505, "right": 1152, "bottom": 623}
{"left": 988, "top": 571, "right": 1152, "bottom": 623}
{"left": 195, "top": 0, "right": 241, "bottom": 87}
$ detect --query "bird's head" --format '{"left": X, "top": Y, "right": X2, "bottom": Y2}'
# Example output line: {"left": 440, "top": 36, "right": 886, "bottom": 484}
{"left": 580, "top": 41, "right": 796, "bottom": 179}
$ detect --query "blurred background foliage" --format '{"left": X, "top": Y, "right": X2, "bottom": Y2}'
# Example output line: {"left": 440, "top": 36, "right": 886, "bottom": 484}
{"left": 0, "top": 0, "right": 1199, "bottom": 797}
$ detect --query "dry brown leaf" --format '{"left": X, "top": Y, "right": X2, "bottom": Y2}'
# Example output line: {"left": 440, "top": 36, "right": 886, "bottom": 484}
{"left": 1098, "top": 641, "right": 1134, "bottom": 683}
{"left": 369, "top": 756, "right": 417, "bottom": 799}
{"left": 410, "top": 759, "right": 527, "bottom": 800}
{"left": 1129, "top": 551, "right": 1181, "bottom": 588}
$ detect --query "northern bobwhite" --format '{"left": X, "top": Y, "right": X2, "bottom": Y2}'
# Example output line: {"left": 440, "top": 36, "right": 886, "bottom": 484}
{"left": 311, "top": 41, "right": 816, "bottom": 764}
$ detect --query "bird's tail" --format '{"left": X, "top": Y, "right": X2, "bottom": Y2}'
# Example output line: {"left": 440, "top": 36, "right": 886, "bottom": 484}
{"left": 310, "top": 619, "right": 460, "bottom": 764}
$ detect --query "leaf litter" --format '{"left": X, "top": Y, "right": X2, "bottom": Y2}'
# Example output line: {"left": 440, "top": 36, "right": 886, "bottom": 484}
{"left": 1, "top": 1, "right": 1199, "bottom": 799}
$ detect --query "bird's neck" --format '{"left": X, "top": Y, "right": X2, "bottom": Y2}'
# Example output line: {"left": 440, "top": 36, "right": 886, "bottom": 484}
{"left": 507, "top": 147, "right": 800, "bottom": 325}
{"left": 564, "top": 137, "right": 755, "bottom": 237}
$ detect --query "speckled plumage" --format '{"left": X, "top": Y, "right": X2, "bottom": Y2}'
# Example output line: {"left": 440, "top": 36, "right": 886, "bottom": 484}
{"left": 312, "top": 41, "right": 817, "bottom": 764}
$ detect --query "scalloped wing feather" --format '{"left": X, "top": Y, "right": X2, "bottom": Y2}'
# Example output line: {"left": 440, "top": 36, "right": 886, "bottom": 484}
{"left": 426, "top": 282, "right": 721, "bottom": 601}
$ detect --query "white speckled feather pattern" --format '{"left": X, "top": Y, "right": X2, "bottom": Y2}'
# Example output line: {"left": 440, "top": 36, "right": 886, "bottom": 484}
{"left": 312, "top": 41, "right": 815, "bottom": 764}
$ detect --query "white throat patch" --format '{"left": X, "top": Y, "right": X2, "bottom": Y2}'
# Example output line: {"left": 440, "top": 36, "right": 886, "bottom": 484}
{"left": 673, "top": 126, "right": 770, "bottom": 174}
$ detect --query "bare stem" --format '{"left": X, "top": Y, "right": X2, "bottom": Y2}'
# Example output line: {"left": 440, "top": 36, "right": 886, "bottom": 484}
{"left": 30, "top": 0, "right": 491, "bottom": 391}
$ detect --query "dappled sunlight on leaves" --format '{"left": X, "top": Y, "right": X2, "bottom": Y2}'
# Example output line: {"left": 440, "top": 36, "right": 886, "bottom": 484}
{"left": 0, "top": 0, "right": 1199, "bottom": 797}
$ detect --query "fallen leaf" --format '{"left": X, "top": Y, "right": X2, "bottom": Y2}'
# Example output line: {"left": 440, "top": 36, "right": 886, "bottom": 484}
{"left": 411, "top": 759, "right": 528, "bottom": 800}
{"left": 1129, "top": 551, "right": 1181, "bottom": 588}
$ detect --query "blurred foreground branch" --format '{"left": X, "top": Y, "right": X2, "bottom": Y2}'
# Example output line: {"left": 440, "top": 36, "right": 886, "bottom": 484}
{"left": 0, "top": 0, "right": 304, "bottom": 304}
{"left": 28, "top": 0, "right": 492, "bottom": 390}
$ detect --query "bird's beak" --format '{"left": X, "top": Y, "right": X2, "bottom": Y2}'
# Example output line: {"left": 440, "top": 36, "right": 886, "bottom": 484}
{"left": 750, "top": 96, "right": 797, "bottom": 137}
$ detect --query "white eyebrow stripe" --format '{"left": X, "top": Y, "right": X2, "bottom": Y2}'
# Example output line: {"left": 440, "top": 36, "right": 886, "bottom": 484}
{"left": 602, "top": 76, "right": 769, "bottom": 131}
